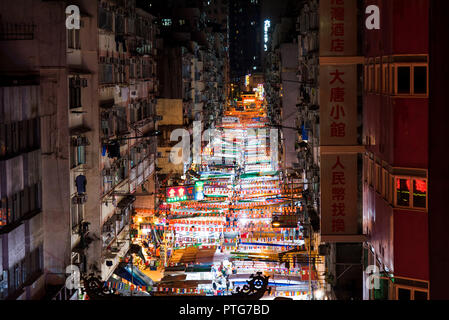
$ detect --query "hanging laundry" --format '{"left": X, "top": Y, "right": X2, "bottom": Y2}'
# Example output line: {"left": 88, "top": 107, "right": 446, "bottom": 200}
{"left": 75, "top": 175, "right": 87, "bottom": 194}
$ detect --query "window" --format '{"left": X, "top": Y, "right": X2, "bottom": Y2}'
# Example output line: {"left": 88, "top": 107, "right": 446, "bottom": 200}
{"left": 70, "top": 136, "right": 88, "bottom": 168}
{"left": 396, "top": 178, "right": 410, "bottom": 207}
{"left": 98, "top": 6, "right": 113, "bottom": 31}
{"left": 69, "top": 77, "right": 82, "bottom": 109}
{"left": 162, "top": 18, "right": 172, "bottom": 26}
{"left": 414, "top": 290, "right": 428, "bottom": 300}
{"left": 364, "top": 65, "right": 369, "bottom": 91}
{"left": 382, "top": 64, "right": 389, "bottom": 93}
{"left": 395, "top": 177, "right": 427, "bottom": 209}
{"left": 67, "top": 28, "right": 80, "bottom": 49}
{"left": 413, "top": 66, "right": 427, "bottom": 94}
{"left": 382, "top": 169, "right": 388, "bottom": 199}
{"left": 4, "top": 245, "right": 42, "bottom": 297}
{"left": 71, "top": 200, "right": 84, "bottom": 230}
{"left": 390, "top": 65, "right": 395, "bottom": 94}
{"left": 375, "top": 164, "right": 382, "bottom": 193}
{"left": 393, "top": 63, "right": 428, "bottom": 95}
{"left": 0, "top": 118, "right": 40, "bottom": 159}
{"left": 363, "top": 155, "right": 368, "bottom": 183}
{"left": 389, "top": 175, "right": 394, "bottom": 204}
{"left": 397, "top": 66, "right": 411, "bottom": 94}
{"left": 375, "top": 65, "right": 381, "bottom": 92}
{"left": 396, "top": 286, "right": 428, "bottom": 300}
{"left": 413, "top": 179, "right": 427, "bottom": 208}
{"left": 397, "top": 288, "right": 411, "bottom": 300}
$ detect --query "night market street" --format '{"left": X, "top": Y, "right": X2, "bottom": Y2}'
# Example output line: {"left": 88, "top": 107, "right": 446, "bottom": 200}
{"left": 1, "top": 0, "right": 448, "bottom": 305}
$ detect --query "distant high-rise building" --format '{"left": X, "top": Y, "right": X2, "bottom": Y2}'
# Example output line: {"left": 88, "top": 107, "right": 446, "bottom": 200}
{"left": 229, "top": 0, "right": 262, "bottom": 81}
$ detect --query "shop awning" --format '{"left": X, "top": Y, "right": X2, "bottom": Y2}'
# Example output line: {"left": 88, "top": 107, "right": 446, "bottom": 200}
{"left": 113, "top": 264, "right": 153, "bottom": 287}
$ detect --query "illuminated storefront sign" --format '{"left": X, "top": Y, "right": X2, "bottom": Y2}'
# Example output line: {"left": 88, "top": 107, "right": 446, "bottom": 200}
{"left": 167, "top": 186, "right": 187, "bottom": 202}
{"left": 166, "top": 183, "right": 205, "bottom": 203}
{"left": 167, "top": 186, "right": 194, "bottom": 203}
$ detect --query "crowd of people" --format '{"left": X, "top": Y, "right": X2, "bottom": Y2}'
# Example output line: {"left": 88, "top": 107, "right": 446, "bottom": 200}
{"left": 211, "top": 261, "right": 235, "bottom": 295}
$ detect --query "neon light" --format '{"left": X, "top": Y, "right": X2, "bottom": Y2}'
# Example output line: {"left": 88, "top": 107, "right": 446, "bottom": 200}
{"left": 264, "top": 19, "right": 271, "bottom": 51}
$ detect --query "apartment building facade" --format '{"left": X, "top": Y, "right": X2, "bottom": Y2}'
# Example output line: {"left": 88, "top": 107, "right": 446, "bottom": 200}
{"left": 0, "top": 0, "right": 160, "bottom": 299}
{"left": 362, "top": 0, "right": 430, "bottom": 300}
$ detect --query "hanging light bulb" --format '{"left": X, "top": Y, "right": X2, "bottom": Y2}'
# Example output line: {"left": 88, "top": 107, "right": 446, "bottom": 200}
{"left": 271, "top": 216, "right": 281, "bottom": 228}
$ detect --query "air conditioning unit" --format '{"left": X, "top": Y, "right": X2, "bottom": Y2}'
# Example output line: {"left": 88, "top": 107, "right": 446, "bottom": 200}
{"left": 130, "top": 90, "right": 138, "bottom": 99}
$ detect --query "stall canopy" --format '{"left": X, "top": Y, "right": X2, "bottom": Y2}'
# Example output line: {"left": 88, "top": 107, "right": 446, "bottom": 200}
{"left": 113, "top": 263, "right": 153, "bottom": 287}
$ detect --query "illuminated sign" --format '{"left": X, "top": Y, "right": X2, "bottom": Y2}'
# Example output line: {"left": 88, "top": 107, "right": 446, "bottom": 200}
{"left": 245, "top": 74, "right": 250, "bottom": 87}
{"left": 194, "top": 181, "right": 205, "bottom": 201}
{"left": 167, "top": 186, "right": 195, "bottom": 203}
{"left": 264, "top": 19, "right": 271, "bottom": 51}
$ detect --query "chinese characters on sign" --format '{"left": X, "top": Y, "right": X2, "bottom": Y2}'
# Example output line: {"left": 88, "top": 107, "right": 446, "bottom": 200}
{"left": 330, "top": 0, "right": 345, "bottom": 53}
{"left": 320, "top": 65, "right": 357, "bottom": 145}
{"left": 321, "top": 154, "right": 358, "bottom": 236}
{"left": 166, "top": 184, "right": 205, "bottom": 203}
{"left": 319, "top": 0, "right": 361, "bottom": 241}
{"left": 319, "top": 0, "right": 357, "bottom": 57}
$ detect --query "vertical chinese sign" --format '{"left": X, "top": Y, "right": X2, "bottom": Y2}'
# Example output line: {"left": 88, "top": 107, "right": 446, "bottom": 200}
{"left": 319, "top": 0, "right": 357, "bottom": 57}
{"left": 319, "top": 0, "right": 361, "bottom": 241}
{"left": 320, "top": 154, "right": 358, "bottom": 236}
{"left": 320, "top": 65, "right": 357, "bottom": 146}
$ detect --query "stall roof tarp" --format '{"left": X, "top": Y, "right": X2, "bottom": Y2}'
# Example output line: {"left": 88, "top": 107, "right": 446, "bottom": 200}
{"left": 114, "top": 265, "right": 153, "bottom": 287}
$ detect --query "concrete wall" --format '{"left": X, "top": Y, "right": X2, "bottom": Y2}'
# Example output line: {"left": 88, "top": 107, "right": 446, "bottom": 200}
{"left": 280, "top": 43, "right": 300, "bottom": 169}
{"left": 156, "top": 99, "right": 184, "bottom": 126}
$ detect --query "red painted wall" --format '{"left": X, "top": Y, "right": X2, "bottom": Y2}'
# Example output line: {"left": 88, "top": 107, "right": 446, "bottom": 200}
{"left": 363, "top": 0, "right": 430, "bottom": 285}
{"left": 363, "top": 94, "right": 394, "bottom": 164}
{"left": 363, "top": 185, "right": 394, "bottom": 271}
{"left": 394, "top": 209, "right": 429, "bottom": 281}
{"left": 364, "top": 0, "right": 429, "bottom": 57}
{"left": 393, "top": 98, "right": 428, "bottom": 168}
{"left": 392, "top": 0, "right": 429, "bottom": 54}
